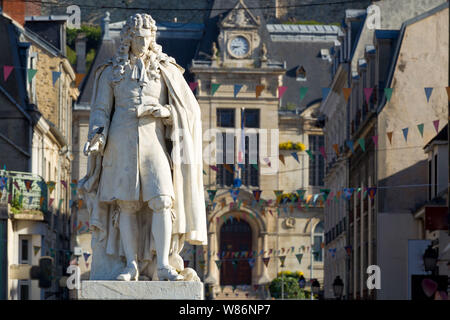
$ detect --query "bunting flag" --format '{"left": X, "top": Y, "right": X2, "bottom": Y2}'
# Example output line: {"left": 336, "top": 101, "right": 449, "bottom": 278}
{"left": 417, "top": 123, "right": 424, "bottom": 137}
{"left": 70, "top": 183, "right": 77, "bottom": 196}
{"left": 346, "top": 140, "right": 354, "bottom": 153}
{"left": 364, "top": 88, "right": 373, "bottom": 104}
{"left": 343, "top": 188, "right": 354, "bottom": 200}
{"left": 329, "top": 248, "right": 337, "bottom": 257}
{"left": 299, "top": 87, "right": 308, "bottom": 101}
{"left": 358, "top": 138, "right": 366, "bottom": 152}
{"left": 3, "top": 65, "right": 13, "bottom": 81}
{"left": 0, "top": 177, "right": 7, "bottom": 190}
{"left": 279, "top": 154, "right": 285, "bottom": 165}
{"left": 305, "top": 149, "right": 314, "bottom": 160}
{"left": 273, "top": 190, "right": 283, "bottom": 204}
{"left": 234, "top": 84, "right": 243, "bottom": 98}
{"left": 28, "top": 69, "right": 37, "bottom": 83}
{"left": 224, "top": 164, "right": 234, "bottom": 174}
{"left": 332, "top": 144, "right": 339, "bottom": 156}
{"left": 278, "top": 256, "right": 286, "bottom": 267}
{"left": 291, "top": 152, "right": 299, "bottom": 163}
{"left": 320, "top": 189, "right": 331, "bottom": 201}
{"left": 387, "top": 131, "right": 393, "bottom": 145}
{"left": 78, "top": 199, "right": 83, "bottom": 208}
{"left": 345, "top": 245, "right": 352, "bottom": 256}
{"left": 33, "top": 246, "right": 41, "bottom": 256}
{"left": 248, "top": 258, "right": 255, "bottom": 269}
{"left": 60, "top": 180, "right": 67, "bottom": 189}
{"left": 424, "top": 87, "right": 433, "bottom": 102}
{"left": 278, "top": 86, "right": 287, "bottom": 99}
{"left": 184, "top": 260, "right": 190, "bottom": 268}
{"left": 75, "top": 73, "right": 85, "bottom": 87}
{"left": 262, "top": 257, "right": 270, "bottom": 268}
{"left": 13, "top": 181, "right": 20, "bottom": 190}
{"left": 58, "top": 199, "right": 63, "bottom": 211}
{"left": 52, "top": 71, "right": 61, "bottom": 86}
{"left": 252, "top": 190, "right": 262, "bottom": 201}
{"left": 402, "top": 128, "right": 409, "bottom": 142}
{"left": 48, "top": 198, "right": 54, "bottom": 207}
{"left": 319, "top": 146, "right": 326, "bottom": 159}
{"left": 211, "top": 83, "right": 221, "bottom": 96}
{"left": 433, "top": 120, "right": 440, "bottom": 133}
{"left": 229, "top": 189, "right": 240, "bottom": 202}
{"left": 446, "top": 87, "right": 450, "bottom": 101}
{"left": 384, "top": 88, "right": 393, "bottom": 102}
{"left": 296, "top": 189, "right": 306, "bottom": 201}
{"left": 203, "top": 170, "right": 207, "bottom": 175}
{"left": 367, "top": 187, "right": 377, "bottom": 199}
{"left": 263, "top": 157, "right": 271, "bottom": 167}
{"left": 209, "top": 165, "right": 218, "bottom": 172}
{"left": 40, "top": 197, "right": 44, "bottom": 207}
{"left": 371, "top": 135, "right": 378, "bottom": 148}
{"left": 255, "top": 85, "right": 265, "bottom": 98}
{"left": 188, "top": 82, "right": 198, "bottom": 92}
{"left": 342, "top": 88, "right": 352, "bottom": 101}
{"left": 207, "top": 189, "right": 217, "bottom": 202}
{"left": 251, "top": 164, "right": 258, "bottom": 170}
{"left": 47, "top": 181, "right": 56, "bottom": 193}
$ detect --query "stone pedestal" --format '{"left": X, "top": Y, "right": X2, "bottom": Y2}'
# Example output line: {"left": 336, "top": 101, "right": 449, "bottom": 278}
{"left": 78, "top": 281, "right": 204, "bottom": 300}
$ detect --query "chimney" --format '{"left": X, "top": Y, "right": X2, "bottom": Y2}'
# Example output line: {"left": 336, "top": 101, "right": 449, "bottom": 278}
{"left": 75, "top": 33, "right": 87, "bottom": 74}
{"left": 1, "top": 0, "right": 26, "bottom": 25}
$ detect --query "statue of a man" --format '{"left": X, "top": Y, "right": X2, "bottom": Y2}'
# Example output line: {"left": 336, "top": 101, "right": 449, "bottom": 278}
{"left": 78, "top": 13, "right": 207, "bottom": 282}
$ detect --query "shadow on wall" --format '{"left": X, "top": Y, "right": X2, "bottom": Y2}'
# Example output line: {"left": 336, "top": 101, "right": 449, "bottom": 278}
{"left": 378, "top": 159, "right": 428, "bottom": 213}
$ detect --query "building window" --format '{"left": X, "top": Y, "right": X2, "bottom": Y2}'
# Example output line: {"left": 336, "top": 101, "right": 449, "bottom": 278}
{"left": 216, "top": 131, "right": 235, "bottom": 187}
{"left": 19, "top": 236, "right": 30, "bottom": 264}
{"left": 434, "top": 154, "right": 438, "bottom": 198}
{"left": 309, "top": 135, "right": 325, "bottom": 186}
{"left": 241, "top": 109, "right": 260, "bottom": 187}
{"left": 428, "top": 159, "right": 432, "bottom": 200}
{"left": 217, "top": 108, "right": 235, "bottom": 128}
{"left": 313, "top": 221, "right": 324, "bottom": 262}
{"left": 19, "top": 280, "right": 30, "bottom": 300}
{"left": 296, "top": 66, "right": 307, "bottom": 81}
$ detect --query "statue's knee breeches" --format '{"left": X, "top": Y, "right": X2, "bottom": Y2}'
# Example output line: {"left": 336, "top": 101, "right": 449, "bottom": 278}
{"left": 117, "top": 200, "right": 141, "bottom": 214}
{"left": 148, "top": 195, "right": 172, "bottom": 213}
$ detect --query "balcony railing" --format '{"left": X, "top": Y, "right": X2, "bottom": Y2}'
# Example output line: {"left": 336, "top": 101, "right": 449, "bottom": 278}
{"left": 0, "top": 170, "right": 49, "bottom": 220}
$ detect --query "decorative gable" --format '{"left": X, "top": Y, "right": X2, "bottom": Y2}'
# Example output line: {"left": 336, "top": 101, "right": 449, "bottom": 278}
{"left": 220, "top": 0, "right": 260, "bottom": 29}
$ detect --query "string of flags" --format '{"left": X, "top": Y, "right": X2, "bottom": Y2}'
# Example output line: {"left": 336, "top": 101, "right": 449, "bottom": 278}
{"left": 187, "top": 81, "right": 450, "bottom": 103}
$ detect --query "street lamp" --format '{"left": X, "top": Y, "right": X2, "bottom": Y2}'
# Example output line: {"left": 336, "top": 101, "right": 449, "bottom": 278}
{"left": 311, "top": 279, "right": 320, "bottom": 298}
{"left": 423, "top": 245, "right": 438, "bottom": 274}
{"left": 332, "top": 276, "right": 344, "bottom": 300}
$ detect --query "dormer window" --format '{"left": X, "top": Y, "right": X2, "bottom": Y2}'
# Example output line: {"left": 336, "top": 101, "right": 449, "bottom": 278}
{"left": 296, "top": 66, "right": 307, "bottom": 81}
{"left": 320, "top": 49, "right": 331, "bottom": 61}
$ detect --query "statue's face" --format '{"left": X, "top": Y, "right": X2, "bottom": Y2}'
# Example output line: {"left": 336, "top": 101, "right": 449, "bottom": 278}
{"left": 130, "top": 34, "right": 151, "bottom": 57}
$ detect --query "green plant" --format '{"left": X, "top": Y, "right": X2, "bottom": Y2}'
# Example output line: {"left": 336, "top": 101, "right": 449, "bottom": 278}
{"left": 10, "top": 192, "right": 23, "bottom": 214}
{"left": 270, "top": 275, "right": 312, "bottom": 299}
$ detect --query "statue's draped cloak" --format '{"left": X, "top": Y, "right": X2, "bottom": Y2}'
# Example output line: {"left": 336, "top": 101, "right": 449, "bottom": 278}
{"left": 78, "top": 56, "right": 207, "bottom": 279}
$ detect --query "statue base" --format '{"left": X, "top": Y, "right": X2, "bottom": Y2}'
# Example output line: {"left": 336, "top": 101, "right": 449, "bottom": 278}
{"left": 78, "top": 281, "right": 204, "bottom": 300}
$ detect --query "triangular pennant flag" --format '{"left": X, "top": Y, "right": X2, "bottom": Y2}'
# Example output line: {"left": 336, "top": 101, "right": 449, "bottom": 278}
{"left": 234, "top": 84, "right": 243, "bottom": 98}
{"left": 387, "top": 132, "right": 393, "bottom": 145}
{"left": 274, "top": 190, "right": 283, "bottom": 203}
{"left": 233, "top": 178, "right": 242, "bottom": 188}
{"left": 229, "top": 189, "right": 240, "bottom": 202}
{"left": 3, "top": 65, "right": 13, "bottom": 82}
{"left": 207, "top": 189, "right": 217, "bottom": 202}
{"left": 48, "top": 198, "right": 54, "bottom": 207}
{"left": 346, "top": 140, "right": 354, "bottom": 153}
{"left": 83, "top": 252, "right": 91, "bottom": 262}
{"left": 211, "top": 83, "right": 221, "bottom": 96}
{"left": 322, "top": 87, "right": 330, "bottom": 101}
{"left": 343, "top": 188, "right": 354, "bottom": 200}
{"left": 78, "top": 199, "right": 83, "bottom": 208}
{"left": 262, "top": 257, "right": 270, "bottom": 267}
{"left": 305, "top": 150, "right": 314, "bottom": 160}
{"left": 299, "top": 87, "right": 308, "bottom": 101}
{"left": 358, "top": 138, "right": 366, "bottom": 152}
{"left": 372, "top": 135, "right": 378, "bottom": 148}
{"left": 209, "top": 165, "right": 218, "bottom": 172}
{"left": 345, "top": 245, "right": 352, "bottom": 256}
{"left": 47, "top": 181, "right": 56, "bottom": 193}
{"left": 33, "top": 246, "right": 41, "bottom": 256}
{"left": 342, "top": 88, "right": 352, "bottom": 101}
{"left": 278, "top": 256, "right": 286, "bottom": 267}
{"left": 364, "top": 88, "right": 373, "bottom": 104}
{"left": 417, "top": 123, "right": 424, "bottom": 137}
{"left": 446, "top": 87, "right": 450, "bottom": 101}
{"left": 224, "top": 164, "right": 234, "bottom": 174}
{"left": 332, "top": 144, "right": 339, "bottom": 157}
{"left": 402, "top": 128, "right": 409, "bottom": 142}
{"left": 367, "top": 187, "right": 377, "bottom": 199}
{"left": 75, "top": 73, "right": 85, "bottom": 87}
{"left": 203, "top": 170, "right": 206, "bottom": 175}
{"left": 188, "top": 82, "right": 198, "bottom": 92}
{"left": 384, "top": 88, "right": 393, "bottom": 102}
{"left": 52, "top": 71, "right": 61, "bottom": 86}
{"left": 320, "top": 189, "right": 330, "bottom": 201}
{"left": 278, "top": 86, "right": 287, "bottom": 99}
{"left": 256, "top": 85, "right": 265, "bottom": 98}
{"left": 248, "top": 258, "right": 255, "bottom": 269}
{"left": 291, "top": 152, "right": 299, "bottom": 163}
{"left": 279, "top": 154, "right": 285, "bottom": 165}
{"left": 28, "top": 69, "right": 37, "bottom": 83}
{"left": 296, "top": 189, "right": 306, "bottom": 201}
{"left": 432, "top": 120, "right": 440, "bottom": 133}
{"left": 252, "top": 190, "right": 262, "bottom": 201}
{"left": 60, "top": 180, "right": 67, "bottom": 189}
{"left": 319, "top": 146, "right": 326, "bottom": 159}
{"left": 424, "top": 87, "right": 433, "bottom": 102}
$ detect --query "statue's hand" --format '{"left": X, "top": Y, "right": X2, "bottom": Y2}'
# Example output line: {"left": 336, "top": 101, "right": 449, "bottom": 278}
{"left": 84, "top": 134, "right": 106, "bottom": 155}
{"left": 151, "top": 104, "right": 171, "bottom": 118}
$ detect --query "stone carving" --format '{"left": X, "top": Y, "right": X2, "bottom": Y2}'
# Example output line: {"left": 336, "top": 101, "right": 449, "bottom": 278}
{"left": 78, "top": 13, "right": 207, "bottom": 282}
{"left": 260, "top": 43, "right": 268, "bottom": 62}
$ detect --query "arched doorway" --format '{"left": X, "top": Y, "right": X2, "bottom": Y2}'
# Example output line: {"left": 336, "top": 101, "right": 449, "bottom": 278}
{"left": 219, "top": 219, "right": 252, "bottom": 285}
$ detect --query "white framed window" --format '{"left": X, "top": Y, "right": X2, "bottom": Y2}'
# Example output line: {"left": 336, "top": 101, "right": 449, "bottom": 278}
{"left": 19, "top": 235, "right": 31, "bottom": 264}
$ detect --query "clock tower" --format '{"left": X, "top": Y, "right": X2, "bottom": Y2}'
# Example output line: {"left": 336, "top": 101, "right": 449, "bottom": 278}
{"left": 217, "top": 0, "right": 262, "bottom": 67}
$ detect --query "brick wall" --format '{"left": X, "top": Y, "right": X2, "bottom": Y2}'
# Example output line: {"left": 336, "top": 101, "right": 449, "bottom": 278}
{"left": 1, "top": 0, "right": 25, "bottom": 25}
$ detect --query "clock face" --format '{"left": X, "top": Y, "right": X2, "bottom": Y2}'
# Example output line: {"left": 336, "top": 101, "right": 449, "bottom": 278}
{"left": 229, "top": 36, "right": 250, "bottom": 58}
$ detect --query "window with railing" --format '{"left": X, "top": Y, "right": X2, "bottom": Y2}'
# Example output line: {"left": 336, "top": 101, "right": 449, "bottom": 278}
{"left": 308, "top": 135, "right": 325, "bottom": 186}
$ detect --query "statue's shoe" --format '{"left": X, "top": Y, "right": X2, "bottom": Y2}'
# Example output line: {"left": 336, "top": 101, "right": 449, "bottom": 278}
{"left": 116, "top": 262, "right": 139, "bottom": 281}
{"left": 157, "top": 265, "right": 184, "bottom": 281}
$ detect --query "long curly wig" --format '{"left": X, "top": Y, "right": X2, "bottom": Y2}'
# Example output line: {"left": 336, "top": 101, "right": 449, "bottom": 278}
{"left": 111, "top": 13, "right": 173, "bottom": 85}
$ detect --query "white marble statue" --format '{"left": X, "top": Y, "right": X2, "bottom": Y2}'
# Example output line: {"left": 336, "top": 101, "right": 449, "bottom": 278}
{"left": 78, "top": 13, "right": 207, "bottom": 282}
